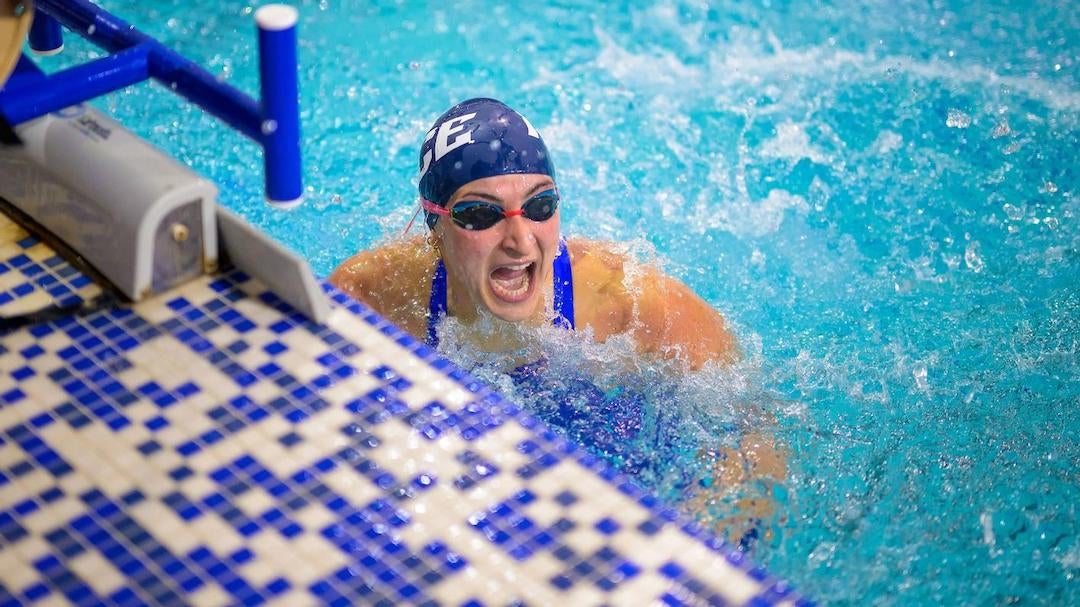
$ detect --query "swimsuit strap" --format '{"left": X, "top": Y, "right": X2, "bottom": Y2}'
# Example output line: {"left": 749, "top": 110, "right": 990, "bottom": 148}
{"left": 426, "top": 237, "right": 576, "bottom": 346}
{"left": 552, "top": 238, "right": 575, "bottom": 330}
{"left": 427, "top": 259, "right": 448, "bottom": 346}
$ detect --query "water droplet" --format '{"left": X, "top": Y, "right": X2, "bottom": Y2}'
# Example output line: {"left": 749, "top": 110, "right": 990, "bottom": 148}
{"left": 991, "top": 120, "right": 1011, "bottom": 138}
{"left": 1045, "top": 246, "right": 1065, "bottom": 264}
{"left": 1003, "top": 203, "right": 1024, "bottom": 221}
{"left": 981, "top": 511, "right": 996, "bottom": 547}
{"left": 261, "top": 119, "right": 278, "bottom": 135}
{"left": 489, "top": 140, "right": 502, "bottom": 151}
{"left": 946, "top": 109, "right": 971, "bottom": 129}
{"left": 964, "top": 242, "right": 984, "bottom": 273}
{"left": 912, "top": 365, "right": 929, "bottom": 390}
{"left": 1044, "top": 181, "right": 1058, "bottom": 193}
{"left": 87, "top": 24, "right": 96, "bottom": 35}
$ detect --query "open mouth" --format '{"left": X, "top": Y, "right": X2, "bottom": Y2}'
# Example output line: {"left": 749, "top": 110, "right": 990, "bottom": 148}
{"left": 489, "top": 261, "right": 536, "bottom": 303}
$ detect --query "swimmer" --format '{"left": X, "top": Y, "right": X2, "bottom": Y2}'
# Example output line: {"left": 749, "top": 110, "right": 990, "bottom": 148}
{"left": 331, "top": 98, "right": 786, "bottom": 548}
{"left": 329, "top": 97, "right": 738, "bottom": 370}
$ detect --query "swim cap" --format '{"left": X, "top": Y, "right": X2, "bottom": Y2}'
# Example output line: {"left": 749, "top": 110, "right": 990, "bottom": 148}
{"left": 418, "top": 98, "right": 555, "bottom": 228}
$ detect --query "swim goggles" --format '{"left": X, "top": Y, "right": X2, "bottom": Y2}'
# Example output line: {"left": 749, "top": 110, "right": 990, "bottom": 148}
{"left": 419, "top": 188, "right": 560, "bottom": 231}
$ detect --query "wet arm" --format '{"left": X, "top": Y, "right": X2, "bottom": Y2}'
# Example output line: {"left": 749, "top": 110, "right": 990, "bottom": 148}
{"left": 327, "top": 241, "right": 432, "bottom": 339}
{"left": 328, "top": 251, "right": 379, "bottom": 304}
{"left": 632, "top": 271, "right": 739, "bottom": 369}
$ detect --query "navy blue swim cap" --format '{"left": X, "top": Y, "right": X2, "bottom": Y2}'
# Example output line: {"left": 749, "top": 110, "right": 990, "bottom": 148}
{"left": 418, "top": 98, "right": 555, "bottom": 228}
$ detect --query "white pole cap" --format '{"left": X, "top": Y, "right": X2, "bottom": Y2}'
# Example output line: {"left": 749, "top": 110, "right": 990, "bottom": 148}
{"left": 254, "top": 4, "right": 298, "bottom": 31}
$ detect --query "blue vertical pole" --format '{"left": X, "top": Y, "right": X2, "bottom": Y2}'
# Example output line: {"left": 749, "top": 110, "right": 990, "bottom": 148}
{"left": 28, "top": 7, "right": 64, "bottom": 55}
{"left": 256, "top": 4, "right": 303, "bottom": 209}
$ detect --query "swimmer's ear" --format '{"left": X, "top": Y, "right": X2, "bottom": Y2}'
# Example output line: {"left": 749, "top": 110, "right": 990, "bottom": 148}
{"left": 426, "top": 231, "right": 442, "bottom": 258}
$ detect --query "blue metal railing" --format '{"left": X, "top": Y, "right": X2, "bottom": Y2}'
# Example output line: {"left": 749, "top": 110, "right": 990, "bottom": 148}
{"left": 0, "top": 0, "right": 302, "bottom": 207}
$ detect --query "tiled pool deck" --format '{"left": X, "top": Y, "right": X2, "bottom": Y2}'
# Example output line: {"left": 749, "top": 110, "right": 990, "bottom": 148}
{"left": 0, "top": 211, "right": 805, "bottom": 606}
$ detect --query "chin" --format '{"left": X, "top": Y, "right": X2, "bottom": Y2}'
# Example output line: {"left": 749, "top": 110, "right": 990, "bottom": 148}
{"left": 484, "top": 297, "right": 541, "bottom": 324}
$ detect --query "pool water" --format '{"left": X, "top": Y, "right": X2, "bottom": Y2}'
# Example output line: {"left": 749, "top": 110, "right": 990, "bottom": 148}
{"left": 41, "top": 0, "right": 1078, "bottom": 603}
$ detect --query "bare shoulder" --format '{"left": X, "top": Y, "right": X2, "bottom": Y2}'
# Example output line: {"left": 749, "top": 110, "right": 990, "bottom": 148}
{"left": 566, "top": 237, "right": 627, "bottom": 271}
{"left": 328, "top": 237, "right": 435, "bottom": 338}
{"left": 566, "top": 237, "right": 738, "bottom": 368}
{"left": 565, "top": 238, "right": 633, "bottom": 339}
{"left": 565, "top": 237, "right": 632, "bottom": 294}
{"left": 632, "top": 268, "right": 739, "bottom": 367}
{"left": 329, "top": 237, "right": 431, "bottom": 286}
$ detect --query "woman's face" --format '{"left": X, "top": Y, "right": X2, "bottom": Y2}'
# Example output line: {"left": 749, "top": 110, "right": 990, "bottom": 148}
{"left": 433, "top": 173, "right": 561, "bottom": 324}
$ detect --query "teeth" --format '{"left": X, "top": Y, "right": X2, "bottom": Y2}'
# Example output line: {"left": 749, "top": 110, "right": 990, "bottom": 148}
{"left": 491, "top": 265, "right": 531, "bottom": 300}
{"left": 500, "top": 263, "right": 530, "bottom": 271}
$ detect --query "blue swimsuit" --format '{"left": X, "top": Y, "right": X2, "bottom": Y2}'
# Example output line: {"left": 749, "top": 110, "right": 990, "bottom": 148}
{"left": 426, "top": 239, "right": 575, "bottom": 346}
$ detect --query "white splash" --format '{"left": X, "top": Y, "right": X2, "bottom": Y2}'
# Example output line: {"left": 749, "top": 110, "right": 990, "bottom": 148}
{"left": 964, "top": 242, "right": 985, "bottom": 273}
{"left": 1055, "top": 540, "right": 1080, "bottom": 569}
{"left": 759, "top": 121, "right": 830, "bottom": 164}
{"left": 541, "top": 117, "right": 597, "bottom": 157}
{"left": 590, "top": 25, "right": 1080, "bottom": 111}
{"left": 593, "top": 29, "right": 705, "bottom": 90}
{"left": 946, "top": 109, "right": 972, "bottom": 128}
{"left": 698, "top": 188, "right": 809, "bottom": 238}
{"left": 871, "top": 130, "right": 904, "bottom": 154}
{"left": 980, "top": 511, "right": 997, "bottom": 551}
{"left": 912, "top": 364, "right": 929, "bottom": 391}
{"left": 385, "top": 118, "right": 430, "bottom": 159}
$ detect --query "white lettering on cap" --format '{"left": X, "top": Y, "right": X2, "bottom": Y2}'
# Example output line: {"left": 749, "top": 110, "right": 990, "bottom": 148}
{"left": 418, "top": 127, "right": 437, "bottom": 176}
{"left": 521, "top": 115, "right": 540, "bottom": 139}
{"left": 418, "top": 112, "right": 478, "bottom": 178}
{"left": 435, "top": 112, "right": 477, "bottom": 162}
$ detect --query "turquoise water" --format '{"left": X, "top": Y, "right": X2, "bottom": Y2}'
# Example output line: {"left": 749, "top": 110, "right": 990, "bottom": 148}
{"left": 41, "top": 0, "right": 1078, "bottom": 603}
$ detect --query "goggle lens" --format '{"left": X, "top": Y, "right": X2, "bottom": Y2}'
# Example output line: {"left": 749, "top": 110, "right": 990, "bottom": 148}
{"left": 429, "top": 189, "right": 560, "bottom": 230}
{"left": 451, "top": 201, "right": 508, "bottom": 230}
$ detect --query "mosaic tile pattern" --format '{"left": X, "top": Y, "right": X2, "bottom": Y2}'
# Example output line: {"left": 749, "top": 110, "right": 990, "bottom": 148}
{"left": 0, "top": 214, "right": 103, "bottom": 319}
{"left": 0, "top": 215, "right": 807, "bottom": 606}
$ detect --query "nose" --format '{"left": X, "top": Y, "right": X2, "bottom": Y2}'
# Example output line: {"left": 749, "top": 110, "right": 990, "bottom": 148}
{"left": 499, "top": 212, "right": 534, "bottom": 254}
